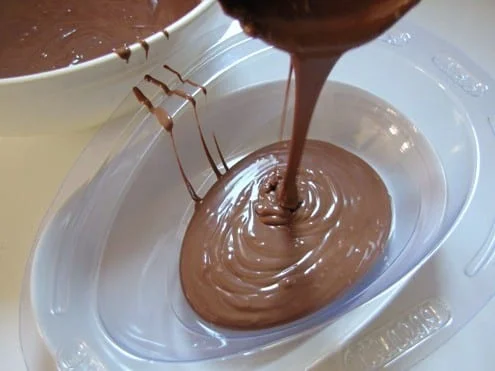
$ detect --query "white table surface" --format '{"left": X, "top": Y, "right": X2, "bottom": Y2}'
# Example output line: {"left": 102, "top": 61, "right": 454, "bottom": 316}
{"left": 1, "top": 0, "right": 494, "bottom": 370}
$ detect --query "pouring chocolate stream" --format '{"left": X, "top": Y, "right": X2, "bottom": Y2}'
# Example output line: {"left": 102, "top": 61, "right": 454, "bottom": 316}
{"left": 219, "top": 0, "right": 420, "bottom": 209}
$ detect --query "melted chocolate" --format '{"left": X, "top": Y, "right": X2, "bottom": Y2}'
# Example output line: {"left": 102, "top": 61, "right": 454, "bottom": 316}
{"left": 180, "top": 140, "right": 392, "bottom": 329}
{"left": 179, "top": 0, "right": 419, "bottom": 329}
{"left": 0, "top": 0, "right": 200, "bottom": 77}
{"left": 213, "top": 134, "right": 230, "bottom": 172}
{"left": 133, "top": 56, "right": 391, "bottom": 331}
{"left": 134, "top": 0, "right": 417, "bottom": 330}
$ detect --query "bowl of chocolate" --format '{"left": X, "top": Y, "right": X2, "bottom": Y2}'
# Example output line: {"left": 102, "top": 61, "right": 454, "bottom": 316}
{"left": 0, "top": 0, "right": 229, "bottom": 135}
{"left": 25, "top": 4, "right": 477, "bottom": 367}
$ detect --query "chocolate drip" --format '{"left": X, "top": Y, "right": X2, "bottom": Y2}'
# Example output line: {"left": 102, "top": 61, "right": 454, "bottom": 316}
{"left": 163, "top": 30, "right": 170, "bottom": 39}
{"left": 163, "top": 64, "right": 208, "bottom": 95}
{"left": 144, "top": 74, "right": 195, "bottom": 104}
{"left": 212, "top": 133, "right": 230, "bottom": 171}
{"left": 191, "top": 105, "right": 223, "bottom": 179}
{"left": 132, "top": 87, "right": 154, "bottom": 112}
{"left": 139, "top": 40, "right": 150, "bottom": 59}
{"left": 144, "top": 75, "right": 171, "bottom": 91}
{"left": 144, "top": 74, "right": 222, "bottom": 179}
{"left": 132, "top": 87, "right": 201, "bottom": 203}
{"left": 114, "top": 45, "right": 131, "bottom": 63}
{"left": 168, "top": 129, "right": 202, "bottom": 204}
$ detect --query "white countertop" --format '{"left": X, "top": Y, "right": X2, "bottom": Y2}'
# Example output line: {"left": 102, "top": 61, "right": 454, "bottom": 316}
{"left": 1, "top": 0, "right": 494, "bottom": 369}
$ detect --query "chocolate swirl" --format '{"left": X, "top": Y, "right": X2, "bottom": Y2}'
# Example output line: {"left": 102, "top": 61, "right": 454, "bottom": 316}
{"left": 180, "top": 140, "right": 392, "bottom": 329}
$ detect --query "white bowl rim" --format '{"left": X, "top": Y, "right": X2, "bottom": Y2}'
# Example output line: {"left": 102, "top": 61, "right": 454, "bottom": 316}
{"left": 0, "top": 0, "right": 216, "bottom": 85}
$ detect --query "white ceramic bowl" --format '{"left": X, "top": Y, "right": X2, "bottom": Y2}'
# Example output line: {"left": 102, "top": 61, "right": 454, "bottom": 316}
{"left": 0, "top": 0, "right": 230, "bottom": 136}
